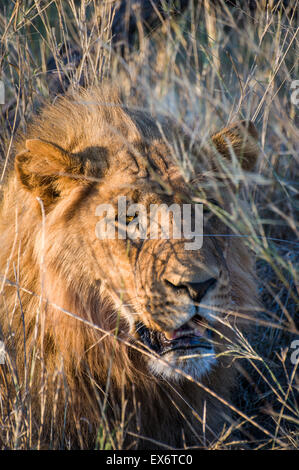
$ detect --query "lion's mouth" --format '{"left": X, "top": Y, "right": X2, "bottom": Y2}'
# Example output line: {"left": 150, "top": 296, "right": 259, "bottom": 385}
{"left": 136, "top": 314, "right": 213, "bottom": 356}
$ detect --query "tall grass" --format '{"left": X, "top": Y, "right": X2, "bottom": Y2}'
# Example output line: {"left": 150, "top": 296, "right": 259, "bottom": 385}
{"left": 0, "top": 0, "right": 298, "bottom": 449}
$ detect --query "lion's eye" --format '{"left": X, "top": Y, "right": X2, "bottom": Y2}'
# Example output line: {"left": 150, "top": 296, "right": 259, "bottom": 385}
{"left": 208, "top": 199, "right": 221, "bottom": 207}
{"left": 126, "top": 215, "right": 136, "bottom": 224}
{"left": 115, "top": 214, "right": 137, "bottom": 225}
{"left": 203, "top": 199, "right": 221, "bottom": 214}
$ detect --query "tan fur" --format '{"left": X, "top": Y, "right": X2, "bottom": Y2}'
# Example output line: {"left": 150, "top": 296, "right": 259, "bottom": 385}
{"left": 0, "top": 86, "right": 259, "bottom": 449}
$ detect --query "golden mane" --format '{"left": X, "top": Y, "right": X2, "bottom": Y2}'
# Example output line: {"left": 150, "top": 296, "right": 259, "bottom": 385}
{"left": 0, "top": 86, "right": 259, "bottom": 449}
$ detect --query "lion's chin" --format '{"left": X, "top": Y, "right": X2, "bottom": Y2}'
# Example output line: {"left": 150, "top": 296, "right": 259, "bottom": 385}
{"left": 136, "top": 314, "right": 217, "bottom": 382}
{"left": 147, "top": 348, "right": 217, "bottom": 382}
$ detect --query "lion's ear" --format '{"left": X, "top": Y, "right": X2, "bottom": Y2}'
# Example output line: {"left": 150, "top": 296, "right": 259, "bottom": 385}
{"left": 15, "top": 139, "right": 83, "bottom": 205}
{"left": 211, "top": 121, "right": 259, "bottom": 171}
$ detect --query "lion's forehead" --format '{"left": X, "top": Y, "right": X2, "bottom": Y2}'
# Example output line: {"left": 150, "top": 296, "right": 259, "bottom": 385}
{"left": 100, "top": 138, "right": 187, "bottom": 182}
{"left": 98, "top": 158, "right": 187, "bottom": 200}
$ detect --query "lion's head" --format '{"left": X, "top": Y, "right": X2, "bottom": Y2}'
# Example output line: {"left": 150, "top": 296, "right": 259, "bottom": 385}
{"left": 0, "top": 86, "right": 259, "bottom": 447}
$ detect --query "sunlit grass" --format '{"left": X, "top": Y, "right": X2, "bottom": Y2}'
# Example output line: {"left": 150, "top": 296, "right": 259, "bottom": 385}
{"left": 0, "top": 0, "right": 298, "bottom": 449}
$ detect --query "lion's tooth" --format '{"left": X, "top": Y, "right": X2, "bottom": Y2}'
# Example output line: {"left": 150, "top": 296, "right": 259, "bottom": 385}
{"left": 187, "top": 317, "right": 207, "bottom": 336}
{"left": 164, "top": 331, "right": 175, "bottom": 340}
{"left": 193, "top": 327, "right": 206, "bottom": 336}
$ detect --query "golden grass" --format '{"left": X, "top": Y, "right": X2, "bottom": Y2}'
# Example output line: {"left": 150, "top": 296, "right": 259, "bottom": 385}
{"left": 0, "top": 0, "right": 298, "bottom": 449}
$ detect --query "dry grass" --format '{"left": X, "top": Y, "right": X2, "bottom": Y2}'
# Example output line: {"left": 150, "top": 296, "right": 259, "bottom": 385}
{"left": 0, "top": 0, "right": 298, "bottom": 449}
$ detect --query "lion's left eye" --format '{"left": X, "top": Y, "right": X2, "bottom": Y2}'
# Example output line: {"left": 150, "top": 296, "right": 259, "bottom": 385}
{"left": 126, "top": 215, "right": 137, "bottom": 224}
{"left": 115, "top": 214, "right": 137, "bottom": 226}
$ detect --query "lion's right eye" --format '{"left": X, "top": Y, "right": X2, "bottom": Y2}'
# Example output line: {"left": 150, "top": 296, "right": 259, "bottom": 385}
{"left": 203, "top": 199, "right": 221, "bottom": 213}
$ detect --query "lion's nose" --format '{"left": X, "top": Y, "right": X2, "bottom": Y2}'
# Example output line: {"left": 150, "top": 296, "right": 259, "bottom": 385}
{"left": 165, "top": 278, "right": 217, "bottom": 303}
{"left": 185, "top": 279, "right": 217, "bottom": 302}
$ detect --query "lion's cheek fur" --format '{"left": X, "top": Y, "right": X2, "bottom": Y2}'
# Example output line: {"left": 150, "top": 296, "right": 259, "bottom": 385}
{"left": 0, "top": 86, "right": 260, "bottom": 448}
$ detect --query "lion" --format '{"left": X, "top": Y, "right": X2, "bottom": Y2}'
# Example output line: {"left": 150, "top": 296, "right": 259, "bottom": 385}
{"left": 0, "top": 85, "right": 259, "bottom": 449}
